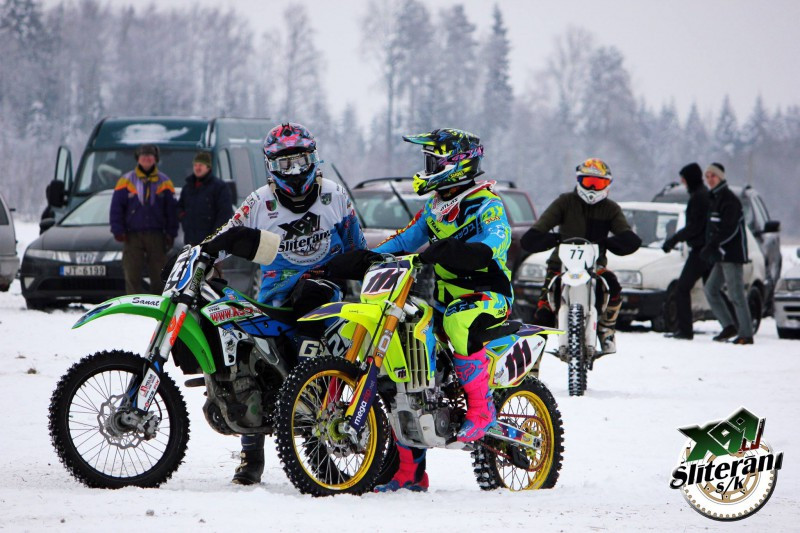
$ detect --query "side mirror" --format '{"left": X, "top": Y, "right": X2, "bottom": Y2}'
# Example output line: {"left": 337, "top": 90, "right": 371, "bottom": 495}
{"left": 763, "top": 220, "right": 780, "bottom": 233}
{"left": 46, "top": 180, "right": 66, "bottom": 207}
{"left": 226, "top": 181, "right": 238, "bottom": 203}
{"left": 39, "top": 217, "right": 56, "bottom": 234}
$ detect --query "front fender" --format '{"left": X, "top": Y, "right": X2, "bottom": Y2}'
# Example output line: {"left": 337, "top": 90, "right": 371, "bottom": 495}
{"left": 300, "top": 302, "right": 409, "bottom": 383}
{"left": 73, "top": 294, "right": 216, "bottom": 374}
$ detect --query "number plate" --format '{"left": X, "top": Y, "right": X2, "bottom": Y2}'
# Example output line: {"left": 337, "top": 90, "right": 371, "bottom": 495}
{"left": 60, "top": 265, "right": 106, "bottom": 276}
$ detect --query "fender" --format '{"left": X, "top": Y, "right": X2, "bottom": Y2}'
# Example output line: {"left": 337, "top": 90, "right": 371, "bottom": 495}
{"left": 73, "top": 294, "right": 216, "bottom": 374}
{"left": 300, "top": 302, "right": 409, "bottom": 383}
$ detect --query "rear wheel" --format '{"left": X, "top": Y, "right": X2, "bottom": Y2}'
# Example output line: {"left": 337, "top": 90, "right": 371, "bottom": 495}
{"left": 748, "top": 287, "right": 763, "bottom": 334}
{"left": 48, "top": 350, "right": 190, "bottom": 488}
{"left": 274, "top": 356, "right": 389, "bottom": 496}
{"left": 567, "top": 304, "right": 586, "bottom": 396}
{"left": 472, "top": 377, "right": 564, "bottom": 490}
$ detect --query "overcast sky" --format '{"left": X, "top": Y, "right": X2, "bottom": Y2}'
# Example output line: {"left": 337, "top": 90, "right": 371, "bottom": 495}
{"left": 53, "top": 0, "right": 800, "bottom": 124}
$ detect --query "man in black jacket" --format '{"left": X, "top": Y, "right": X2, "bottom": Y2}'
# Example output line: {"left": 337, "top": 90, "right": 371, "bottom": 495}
{"left": 701, "top": 163, "right": 754, "bottom": 344}
{"left": 521, "top": 158, "right": 641, "bottom": 355}
{"left": 662, "top": 163, "right": 711, "bottom": 340}
{"left": 177, "top": 151, "right": 233, "bottom": 245}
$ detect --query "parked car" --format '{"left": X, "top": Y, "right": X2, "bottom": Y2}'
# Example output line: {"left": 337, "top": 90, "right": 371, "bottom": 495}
{"left": 774, "top": 248, "right": 800, "bottom": 339}
{"left": 0, "top": 191, "right": 20, "bottom": 291}
{"left": 653, "top": 182, "right": 780, "bottom": 314}
{"left": 21, "top": 190, "right": 256, "bottom": 310}
{"left": 512, "top": 201, "right": 767, "bottom": 333}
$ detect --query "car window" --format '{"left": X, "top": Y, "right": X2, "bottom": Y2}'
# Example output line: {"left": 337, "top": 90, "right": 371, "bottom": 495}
{"left": 75, "top": 149, "right": 195, "bottom": 194}
{"left": 60, "top": 194, "right": 112, "bottom": 226}
{"left": 501, "top": 191, "right": 535, "bottom": 224}
{"left": 0, "top": 200, "right": 8, "bottom": 225}
{"left": 352, "top": 191, "right": 426, "bottom": 229}
{"left": 622, "top": 209, "right": 680, "bottom": 248}
{"left": 742, "top": 198, "right": 756, "bottom": 232}
{"left": 230, "top": 147, "right": 255, "bottom": 198}
{"left": 753, "top": 194, "right": 770, "bottom": 225}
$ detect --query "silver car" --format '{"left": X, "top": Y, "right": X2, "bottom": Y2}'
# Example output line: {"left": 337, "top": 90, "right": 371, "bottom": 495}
{"left": 775, "top": 249, "right": 800, "bottom": 339}
{"left": 0, "top": 192, "right": 20, "bottom": 291}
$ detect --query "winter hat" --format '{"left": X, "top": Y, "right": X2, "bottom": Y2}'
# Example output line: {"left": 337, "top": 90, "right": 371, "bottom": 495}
{"left": 679, "top": 162, "right": 703, "bottom": 190}
{"left": 706, "top": 162, "right": 725, "bottom": 180}
{"left": 193, "top": 151, "right": 212, "bottom": 168}
{"left": 134, "top": 144, "right": 160, "bottom": 162}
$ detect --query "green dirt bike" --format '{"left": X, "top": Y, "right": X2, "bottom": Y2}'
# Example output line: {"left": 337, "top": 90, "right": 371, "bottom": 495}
{"left": 274, "top": 253, "right": 565, "bottom": 496}
{"left": 48, "top": 245, "right": 338, "bottom": 488}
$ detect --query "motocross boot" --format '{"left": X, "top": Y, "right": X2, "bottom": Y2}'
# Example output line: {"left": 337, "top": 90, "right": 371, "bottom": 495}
{"left": 598, "top": 300, "right": 621, "bottom": 356}
{"left": 231, "top": 435, "right": 264, "bottom": 485}
{"left": 374, "top": 443, "right": 428, "bottom": 492}
{"left": 453, "top": 348, "right": 497, "bottom": 442}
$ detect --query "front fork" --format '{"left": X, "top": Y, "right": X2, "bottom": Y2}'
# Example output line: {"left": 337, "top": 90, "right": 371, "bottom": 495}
{"left": 123, "top": 259, "right": 209, "bottom": 415}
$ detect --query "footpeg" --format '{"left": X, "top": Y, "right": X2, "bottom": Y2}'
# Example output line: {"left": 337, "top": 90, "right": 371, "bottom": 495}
{"left": 184, "top": 377, "right": 205, "bottom": 388}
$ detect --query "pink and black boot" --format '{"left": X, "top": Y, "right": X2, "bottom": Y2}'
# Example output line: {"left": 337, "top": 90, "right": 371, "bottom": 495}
{"left": 374, "top": 441, "right": 428, "bottom": 492}
{"left": 453, "top": 348, "right": 497, "bottom": 442}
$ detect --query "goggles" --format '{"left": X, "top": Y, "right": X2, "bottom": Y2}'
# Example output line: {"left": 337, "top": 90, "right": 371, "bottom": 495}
{"left": 578, "top": 175, "right": 611, "bottom": 191}
{"left": 267, "top": 151, "right": 318, "bottom": 175}
{"left": 424, "top": 152, "right": 450, "bottom": 175}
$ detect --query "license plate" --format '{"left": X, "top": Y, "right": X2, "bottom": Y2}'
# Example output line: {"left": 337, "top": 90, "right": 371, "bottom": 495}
{"left": 60, "top": 265, "right": 106, "bottom": 276}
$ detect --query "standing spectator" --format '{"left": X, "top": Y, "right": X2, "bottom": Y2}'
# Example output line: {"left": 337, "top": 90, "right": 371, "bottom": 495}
{"left": 177, "top": 151, "right": 233, "bottom": 245}
{"left": 662, "top": 163, "right": 712, "bottom": 340}
{"left": 110, "top": 144, "right": 178, "bottom": 294}
{"left": 700, "top": 163, "right": 754, "bottom": 344}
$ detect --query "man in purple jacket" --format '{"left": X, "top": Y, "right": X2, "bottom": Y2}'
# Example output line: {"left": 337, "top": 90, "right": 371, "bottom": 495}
{"left": 110, "top": 144, "right": 178, "bottom": 294}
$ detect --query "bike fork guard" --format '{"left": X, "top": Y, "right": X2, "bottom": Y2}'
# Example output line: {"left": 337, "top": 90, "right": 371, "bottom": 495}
{"left": 346, "top": 360, "right": 380, "bottom": 433}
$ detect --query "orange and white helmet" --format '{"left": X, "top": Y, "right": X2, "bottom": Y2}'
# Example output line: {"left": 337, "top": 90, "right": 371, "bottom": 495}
{"left": 575, "top": 158, "right": 612, "bottom": 204}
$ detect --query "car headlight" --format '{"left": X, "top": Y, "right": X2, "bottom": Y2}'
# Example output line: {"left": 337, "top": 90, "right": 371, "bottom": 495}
{"left": 615, "top": 269, "right": 643, "bottom": 288}
{"left": 517, "top": 263, "right": 547, "bottom": 282}
{"left": 97, "top": 251, "right": 123, "bottom": 262}
{"left": 25, "top": 249, "right": 72, "bottom": 261}
{"left": 776, "top": 278, "right": 800, "bottom": 292}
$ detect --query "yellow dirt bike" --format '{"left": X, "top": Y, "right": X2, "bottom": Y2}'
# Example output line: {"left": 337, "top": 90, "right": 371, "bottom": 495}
{"left": 274, "top": 253, "right": 565, "bottom": 496}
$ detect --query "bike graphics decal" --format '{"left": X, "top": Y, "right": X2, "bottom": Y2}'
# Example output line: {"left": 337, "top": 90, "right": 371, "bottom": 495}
{"left": 491, "top": 336, "right": 545, "bottom": 387}
{"left": 669, "top": 407, "right": 783, "bottom": 521}
{"left": 278, "top": 212, "right": 332, "bottom": 265}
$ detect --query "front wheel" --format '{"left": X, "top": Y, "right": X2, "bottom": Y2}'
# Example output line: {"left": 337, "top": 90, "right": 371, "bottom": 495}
{"left": 567, "top": 304, "right": 587, "bottom": 396}
{"left": 274, "top": 356, "right": 389, "bottom": 496}
{"left": 472, "top": 377, "right": 565, "bottom": 490}
{"left": 48, "top": 350, "right": 190, "bottom": 488}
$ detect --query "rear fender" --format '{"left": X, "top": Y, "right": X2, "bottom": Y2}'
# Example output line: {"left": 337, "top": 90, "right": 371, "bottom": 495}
{"left": 300, "top": 302, "right": 409, "bottom": 382}
{"left": 73, "top": 294, "right": 216, "bottom": 374}
{"left": 487, "top": 325, "right": 564, "bottom": 388}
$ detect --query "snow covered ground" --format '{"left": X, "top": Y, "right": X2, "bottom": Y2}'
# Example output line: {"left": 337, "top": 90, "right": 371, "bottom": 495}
{"left": 1, "top": 222, "right": 798, "bottom": 532}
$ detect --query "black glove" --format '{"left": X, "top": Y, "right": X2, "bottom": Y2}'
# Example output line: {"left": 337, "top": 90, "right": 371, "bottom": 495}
{"left": 521, "top": 228, "right": 560, "bottom": 253}
{"left": 662, "top": 236, "right": 677, "bottom": 253}
{"left": 419, "top": 238, "right": 492, "bottom": 271}
{"left": 202, "top": 226, "right": 260, "bottom": 260}
{"left": 325, "top": 249, "right": 382, "bottom": 279}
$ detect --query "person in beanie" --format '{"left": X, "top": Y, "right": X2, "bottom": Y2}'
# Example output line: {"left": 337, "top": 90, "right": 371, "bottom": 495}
{"left": 701, "top": 162, "right": 754, "bottom": 344}
{"left": 662, "top": 162, "right": 712, "bottom": 340}
{"left": 110, "top": 144, "right": 178, "bottom": 294}
{"left": 177, "top": 151, "right": 233, "bottom": 245}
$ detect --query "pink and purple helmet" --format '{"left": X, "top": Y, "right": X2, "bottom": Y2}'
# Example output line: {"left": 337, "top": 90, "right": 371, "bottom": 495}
{"left": 263, "top": 123, "right": 320, "bottom": 197}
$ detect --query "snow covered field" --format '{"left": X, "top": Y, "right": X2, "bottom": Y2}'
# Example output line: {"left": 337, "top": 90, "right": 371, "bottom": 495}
{"left": 1, "top": 222, "right": 798, "bottom": 532}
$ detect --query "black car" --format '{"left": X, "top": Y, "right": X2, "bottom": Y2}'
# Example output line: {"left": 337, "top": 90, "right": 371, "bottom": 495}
{"left": 653, "top": 182, "right": 781, "bottom": 313}
{"left": 20, "top": 190, "right": 258, "bottom": 310}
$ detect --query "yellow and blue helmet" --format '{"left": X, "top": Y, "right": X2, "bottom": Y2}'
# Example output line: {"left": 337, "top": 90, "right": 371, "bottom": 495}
{"left": 403, "top": 128, "right": 483, "bottom": 196}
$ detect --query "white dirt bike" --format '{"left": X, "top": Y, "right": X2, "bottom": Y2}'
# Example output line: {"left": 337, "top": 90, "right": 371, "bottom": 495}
{"left": 546, "top": 238, "right": 610, "bottom": 396}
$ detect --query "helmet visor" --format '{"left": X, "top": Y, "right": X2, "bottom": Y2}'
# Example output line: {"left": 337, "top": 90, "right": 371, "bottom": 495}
{"left": 578, "top": 175, "right": 611, "bottom": 191}
{"left": 267, "top": 152, "right": 318, "bottom": 175}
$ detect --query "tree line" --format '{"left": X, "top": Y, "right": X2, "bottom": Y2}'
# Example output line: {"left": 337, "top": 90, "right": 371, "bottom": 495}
{"left": 1, "top": 0, "right": 798, "bottom": 236}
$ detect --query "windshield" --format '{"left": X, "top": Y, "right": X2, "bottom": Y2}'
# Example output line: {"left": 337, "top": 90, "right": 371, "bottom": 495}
{"left": 502, "top": 191, "right": 535, "bottom": 224}
{"left": 622, "top": 209, "right": 680, "bottom": 248}
{"left": 75, "top": 149, "right": 196, "bottom": 195}
{"left": 352, "top": 190, "right": 426, "bottom": 229}
{"left": 60, "top": 193, "right": 113, "bottom": 226}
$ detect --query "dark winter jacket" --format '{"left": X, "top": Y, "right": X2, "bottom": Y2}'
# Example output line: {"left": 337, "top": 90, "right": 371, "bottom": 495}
{"left": 704, "top": 181, "right": 748, "bottom": 264}
{"left": 110, "top": 166, "right": 178, "bottom": 237}
{"left": 521, "top": 189, "right": 641, "bottom": 269}
{"left": 177, "top": 173, "right": 233, "bottom": 245}
{"left": 667, "top": 174, "right": 710, "bottom": 250}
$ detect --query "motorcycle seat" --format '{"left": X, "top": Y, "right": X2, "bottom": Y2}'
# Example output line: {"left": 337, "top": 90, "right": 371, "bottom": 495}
{"left": 479, "top": 320, "right": 522, "bottom": 343}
